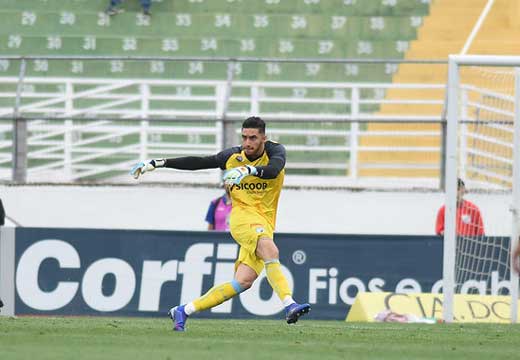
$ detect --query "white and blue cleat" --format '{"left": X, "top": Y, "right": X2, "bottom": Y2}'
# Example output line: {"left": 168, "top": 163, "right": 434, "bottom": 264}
{"left": 168, "top": 305, "right": 188, "bottom": 332}
{"left": 285, "top": 303, "right": 311, "bottom": 324}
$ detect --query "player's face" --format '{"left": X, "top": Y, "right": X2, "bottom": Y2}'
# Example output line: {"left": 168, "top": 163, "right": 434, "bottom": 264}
{"left": 241, "top": 128, "right": 266, "bottom": 158}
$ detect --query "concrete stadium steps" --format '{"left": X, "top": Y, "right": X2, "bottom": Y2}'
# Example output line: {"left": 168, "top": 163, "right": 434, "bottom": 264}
{"left": 390, "top": 64, "right": 448, "bottom": 82}
{"left": 358, "top": 168, "right": 439, "bottom": 178}
{"left": 359, "top": 134, "right": 440, "bottom": 147}
{"left": 468, "top": 0, "right": 520, "bottom": 43}
{"left": 405, "top": 41, "right": 468, "bottom": 59}
{"left": 379, "top": 87, "right": 445, "bottom": 100}
{"left": 357, "top": 122, "right": 441, "bottom": 178}
{"left": 357, "top": 0, "right": 492, "bottom": 179}
{"left": 377, "top": 103, "right": 444, "bottom": 116}
{"left": 469, "top": 2, "right": 520, "bottom": 55}
{"left": 358, "top": 150, "right": 440, "bottom": 162}
{"left": 469, "top": 41, "right": 520, "bottom": 55}
{"left": 377, "top": 87, "right": 445, "bottom": 115}
{"left": 360, "top": 123, "right": 441, "bottom": 131}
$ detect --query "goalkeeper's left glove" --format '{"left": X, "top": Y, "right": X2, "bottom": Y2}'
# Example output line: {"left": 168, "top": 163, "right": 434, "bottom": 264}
{"left": 223, "top": 165, "right": 257, "bottom": 185}
{"left": 130, "top": 159, "right": 165, "bottom": 179}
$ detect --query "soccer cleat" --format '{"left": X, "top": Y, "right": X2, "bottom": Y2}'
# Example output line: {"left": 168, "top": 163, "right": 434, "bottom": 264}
{"left": 168, "top": 305, "right": 188, "bottom": 332}
{"left": 285, "top": 303, "right": 311, "bottom": 324}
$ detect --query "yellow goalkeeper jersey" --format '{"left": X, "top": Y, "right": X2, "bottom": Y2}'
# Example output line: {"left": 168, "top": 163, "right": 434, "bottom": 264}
{"left": 163, "top": 140, "right": 286, "bottom": 230}
{"left": 224, "top": 142, "right": 285, "bottom": 229}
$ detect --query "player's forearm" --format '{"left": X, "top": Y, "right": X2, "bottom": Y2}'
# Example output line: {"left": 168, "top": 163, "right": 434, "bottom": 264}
{"left": 255, "top": 157, "right": 284, "bottom": 179}
{"left": 163, "top": 156, "right": 220, "bottom": 170}
{"left": 131, "top": 155, "right": 221, "bottom": 180}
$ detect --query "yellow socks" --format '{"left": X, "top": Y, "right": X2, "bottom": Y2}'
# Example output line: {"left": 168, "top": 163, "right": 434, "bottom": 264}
{"left": 188, "top": 262, "right": 292, "bottom": 314}
{"left": 192, "top": 279, "right": 243, "bottom": 312}
{"left": 265, "top": 259, "right": 292, "bottom": 301}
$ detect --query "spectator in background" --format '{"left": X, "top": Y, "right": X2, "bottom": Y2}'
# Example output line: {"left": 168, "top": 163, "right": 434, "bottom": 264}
{"left": 205, "top": 186, "right": 232, "bottom": 231}
{"left": 435, "top": 178, "right": 485, "bottom": 236}
{"left": 106, "top": 0, "right": 152, "bottom": 16}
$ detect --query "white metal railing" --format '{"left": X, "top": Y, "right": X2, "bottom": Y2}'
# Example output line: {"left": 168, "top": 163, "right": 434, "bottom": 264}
{"left": 0, "top": 76, "right": 448, "bottom": 186}
{"left": 0, "top": 77, "right": 445, "bottom": 120}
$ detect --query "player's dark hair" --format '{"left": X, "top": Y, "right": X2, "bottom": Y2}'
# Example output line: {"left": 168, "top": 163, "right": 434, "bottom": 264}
{"left": 457, "top": 178, "right": 465, "bottom": 188}
{"left": 242, "top": 116, "right": 265, "bottom": 134}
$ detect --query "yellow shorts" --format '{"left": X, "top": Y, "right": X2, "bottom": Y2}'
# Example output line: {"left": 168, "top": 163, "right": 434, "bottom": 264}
{"left": 230, "top": 220, "right": 274, "bottom": 276}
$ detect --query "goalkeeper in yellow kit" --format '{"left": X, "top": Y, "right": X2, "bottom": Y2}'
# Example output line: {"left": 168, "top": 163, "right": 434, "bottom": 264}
{"left": 130, "top": 116, "right": 310, "bottom": 331}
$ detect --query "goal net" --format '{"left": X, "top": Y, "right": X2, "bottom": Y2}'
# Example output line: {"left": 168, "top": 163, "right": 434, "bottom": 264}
{"left": 443, "top": 55, "right": 520, "bottom": 323}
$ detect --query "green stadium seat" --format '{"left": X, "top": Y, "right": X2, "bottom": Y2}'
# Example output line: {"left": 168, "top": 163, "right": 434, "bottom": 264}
{"left": 0, "top": 57, "right": 401, "bottom": 82}
{"left": 0, "top": 33, "right": 410, "bottom": 60}
{"left": 4, "top": 0, "right": 430, "bottom": 15}
{"left": 171, "top": 0, "right": 428, "bottom": 16}
{"left": 0, "top": 0, "right": 432, "bottom": 180}
{"left": 0, "top": 0, "right": 428, "bottom": 76}
{"left": 0, "top": 10, "right": 420, "bottom": 42}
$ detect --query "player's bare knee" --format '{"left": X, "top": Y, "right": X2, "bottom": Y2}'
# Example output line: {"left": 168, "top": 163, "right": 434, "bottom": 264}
{"left": 235, "top": 273, "right": 256, "bottom": 290}
{"left": 237, "top": 278, "right": 254, "bottom": 290}
{"left": 256, "top": 238, "right": 279, "bottom": 259}
{"left": 235, "top": 264, "right": 258, "bottom": 290}
{"left": 259, "top": 248, "right": 278, "bottom": 260}
{"left": 265, "top": 247, "right": 279, "bottom": 259}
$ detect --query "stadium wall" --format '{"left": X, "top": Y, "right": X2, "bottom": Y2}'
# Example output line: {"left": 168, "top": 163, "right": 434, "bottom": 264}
{"left": 5, "top": 227, "right": 445, "bottom": 320}
{"left": 3, "top": 227, "right": 512, "bottom": 321}
{"left": 0, "top": 184, "right": 510, "bottom": 235}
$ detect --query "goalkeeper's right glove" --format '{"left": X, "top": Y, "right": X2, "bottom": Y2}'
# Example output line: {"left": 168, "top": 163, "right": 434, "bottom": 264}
{"left": 223, "top": 165, "right": 257, "bottom": 186}
{"left": 130, "top": 159, "right": 165, "bottom": 179}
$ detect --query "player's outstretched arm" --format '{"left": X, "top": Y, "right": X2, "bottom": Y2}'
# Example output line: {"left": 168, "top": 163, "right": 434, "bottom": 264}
{"left": 130, "top": 159, "right": 165, "bottom": 179}
{"left": 130, "top": 152, "right": 234, "bottom": 180}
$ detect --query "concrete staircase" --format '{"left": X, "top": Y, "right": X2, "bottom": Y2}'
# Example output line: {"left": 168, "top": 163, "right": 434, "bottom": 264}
{"left": 357, "top": 0, "right": 516, "bottom": 179}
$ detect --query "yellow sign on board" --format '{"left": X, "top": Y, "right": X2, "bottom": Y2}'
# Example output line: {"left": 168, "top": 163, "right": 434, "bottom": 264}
{"left": 346, "top": 292, "right": 518, "bottom": 323}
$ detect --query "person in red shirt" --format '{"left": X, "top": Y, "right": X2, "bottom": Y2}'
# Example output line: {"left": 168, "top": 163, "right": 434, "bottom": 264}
{"left": 435, "top": 178, "right": 485, "bottom": 236}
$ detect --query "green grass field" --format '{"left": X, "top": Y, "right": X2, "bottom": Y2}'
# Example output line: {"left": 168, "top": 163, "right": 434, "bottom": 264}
{"left": 1, "top": 316, "right": 519, "bottom": 360}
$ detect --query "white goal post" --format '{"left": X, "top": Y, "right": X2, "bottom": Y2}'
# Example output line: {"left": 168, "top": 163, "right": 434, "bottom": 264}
{"left": 443, "top": 55, "right": 520, "bottom": 323}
